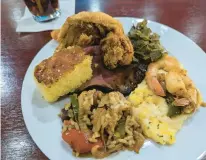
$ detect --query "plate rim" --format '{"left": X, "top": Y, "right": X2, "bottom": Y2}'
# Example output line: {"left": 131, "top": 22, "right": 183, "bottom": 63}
{"left": 21, "top": 17, "right": 206, "bottom": 160}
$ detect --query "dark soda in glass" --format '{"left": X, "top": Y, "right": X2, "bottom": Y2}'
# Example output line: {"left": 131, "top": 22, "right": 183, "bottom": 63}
{"left": 24, "top": 0, "right": 61, "bottom": 22}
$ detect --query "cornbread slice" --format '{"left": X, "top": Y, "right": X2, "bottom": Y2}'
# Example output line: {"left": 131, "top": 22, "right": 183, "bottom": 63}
{"left": 34, "top": 47, "right": 93, "bottom": 102}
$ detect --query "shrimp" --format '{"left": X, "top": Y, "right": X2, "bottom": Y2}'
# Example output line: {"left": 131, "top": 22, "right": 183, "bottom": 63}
{"left": 165, "top": 71, "right": 199, "bottom": 113}
{"left": 146, "top": 54, "right": 201, "bottom": 113}
{"left": 165, "top": 71, "right": 187, "bottom": 97}
{"left": 146, "top": 54, "right": 181, "bottom": 96}
{"left": 165, "top": 71, "right": 197, "bottom": 102}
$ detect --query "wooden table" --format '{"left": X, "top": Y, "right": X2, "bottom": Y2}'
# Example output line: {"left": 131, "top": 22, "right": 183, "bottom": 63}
{"left": 1, "top": 0, "right": 206, "bottom": 159}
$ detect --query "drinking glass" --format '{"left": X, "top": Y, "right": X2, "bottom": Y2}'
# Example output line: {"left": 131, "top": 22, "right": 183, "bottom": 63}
{"left": 24, "top": 0, "right": 61, "bottom": 22}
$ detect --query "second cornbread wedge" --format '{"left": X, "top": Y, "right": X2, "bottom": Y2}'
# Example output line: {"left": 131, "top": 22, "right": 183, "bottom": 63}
{"left": 34, "top": 47, "right": 93, "bottom": 102}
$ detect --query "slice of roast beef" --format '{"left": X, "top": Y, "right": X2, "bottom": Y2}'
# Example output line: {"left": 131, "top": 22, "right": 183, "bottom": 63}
{"left": 77, "top": 46, "right": 147, "bottom": 95}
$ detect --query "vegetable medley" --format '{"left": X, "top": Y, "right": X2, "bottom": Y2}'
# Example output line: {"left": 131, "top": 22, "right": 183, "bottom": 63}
{"left": 60, "top": 90, "right": 145, "bottom": 158}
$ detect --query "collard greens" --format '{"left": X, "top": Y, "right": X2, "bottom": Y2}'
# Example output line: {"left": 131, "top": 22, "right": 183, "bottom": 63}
{"left": 128, "top": 20, "right": 165, "bottom": 62}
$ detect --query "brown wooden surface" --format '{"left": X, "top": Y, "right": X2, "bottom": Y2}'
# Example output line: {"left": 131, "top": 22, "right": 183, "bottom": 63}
{"left": 1, "top": 0, "right": 206, "bottom": 159}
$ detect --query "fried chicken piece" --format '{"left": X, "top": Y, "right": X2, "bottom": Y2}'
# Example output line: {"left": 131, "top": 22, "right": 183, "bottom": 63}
{"left": 52, "top": 11, "right": 134, "bottom": 69}
{"left": 54, "top": 12, "right": 123, "bottom": 52}
{"left": 100, "top": 32, "right": 134, "bottom": 69}
{"left": 57, "top": 11, "right": 123, "bottom": 41}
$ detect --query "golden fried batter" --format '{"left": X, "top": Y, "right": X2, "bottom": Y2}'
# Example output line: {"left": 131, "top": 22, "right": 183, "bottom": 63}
{"left": 51, "top": 29, "right": 60, "bottom": 41}
{"left": 57, "top": 11, "right": 123, "bottom": 41}
{"left": 101, "top": 32, "right": 134, "bottom": 69}
{"left": 51, "top": 11, "right": 134, "bottom": 69}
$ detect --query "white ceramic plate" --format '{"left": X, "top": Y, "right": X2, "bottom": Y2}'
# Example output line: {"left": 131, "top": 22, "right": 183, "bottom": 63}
{"left": 21, "top": 17, "right": 206, "bottom": 160}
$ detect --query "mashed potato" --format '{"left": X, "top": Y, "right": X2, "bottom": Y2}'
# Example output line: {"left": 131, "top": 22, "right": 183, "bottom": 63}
{"left": 129, "top": 80, "right": 189, "bottom": 145}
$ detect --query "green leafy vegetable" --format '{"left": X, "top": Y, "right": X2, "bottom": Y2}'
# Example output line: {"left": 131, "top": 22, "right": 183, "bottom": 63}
{"left": 128, "top": 20, "right": 165, "bottom": 62}
{"left": 166, "top": 93, "right": 181, "bottom": 117}
{"left": 115, "top": 116, "right": 126, "bottom": 138}
{"left": 70, "top": 94, "right": 79, "bottom": 122}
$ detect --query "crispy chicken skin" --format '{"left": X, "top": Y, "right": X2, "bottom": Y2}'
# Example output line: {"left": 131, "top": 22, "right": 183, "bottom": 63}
{"left": 51, "top": 12, "right": 134, "bottom": 69}
{"left": 57, "top": 11, "right": 124, "bottom": 41}
{"left": 54, "top": 12, "right": 124, "bottom": 52}
{"left": 101, "top": 32, "right": 134, "bottom": 69}
{"left": 51, "top": 29, "right": 60, "bottom": 41}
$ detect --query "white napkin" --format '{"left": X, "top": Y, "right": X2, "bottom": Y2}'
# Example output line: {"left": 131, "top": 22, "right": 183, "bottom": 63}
{"left": 16, "top": 0, "right": 75, "bottom": 32}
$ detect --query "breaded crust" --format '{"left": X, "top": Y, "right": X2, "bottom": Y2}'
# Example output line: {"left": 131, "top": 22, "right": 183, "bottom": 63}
{"left": 51, "top": 29, "right": 60, "bottom": 41}
{"left": 101, "top": 32, "right": 134, "bottom": 69}
{"left": 57, "top": 11, "right": 124, "bottom": 42}
{"left": 50, "top": 12, "right": 134, "bottom": 69}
